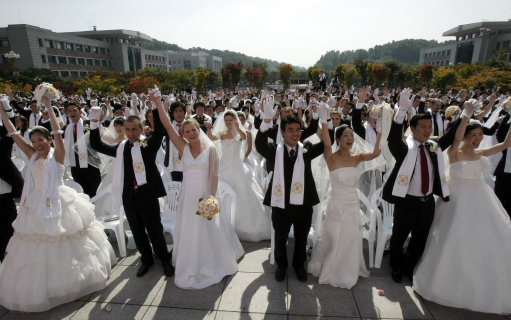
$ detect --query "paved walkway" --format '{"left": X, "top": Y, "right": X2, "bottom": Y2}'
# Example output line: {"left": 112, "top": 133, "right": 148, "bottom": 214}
{"left": 0, "top": 240, "right": 509, "bottom": 320}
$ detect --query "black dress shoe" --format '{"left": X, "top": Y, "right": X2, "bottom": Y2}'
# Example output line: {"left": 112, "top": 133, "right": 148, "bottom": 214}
{"left": 275, "top": 268, "right": 286, "bottom": 282}
{"left": 163, "top": 263, "right": 175, "bottom": 277}
{"left": 391, "top": 268, "right": 402, "bottom": 283}
{"left": 136, "top": 263, "right": 153, "bottom": 277}
{"left": 295, "top": 267, "right": 307, "bottom": 282}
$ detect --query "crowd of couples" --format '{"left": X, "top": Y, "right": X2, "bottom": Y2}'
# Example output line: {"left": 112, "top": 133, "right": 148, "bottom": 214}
{"left": 0, "top": 82, "right": 510, "bottom": 314}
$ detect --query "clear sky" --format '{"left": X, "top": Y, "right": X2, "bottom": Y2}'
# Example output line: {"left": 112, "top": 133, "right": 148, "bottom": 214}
{"left": 3, "top": 0, "right": 510, "bottom": 67}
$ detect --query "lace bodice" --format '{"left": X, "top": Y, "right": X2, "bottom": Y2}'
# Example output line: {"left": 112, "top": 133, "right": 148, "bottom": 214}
{"left": 24, "top": 159, "right": 65, "bottom": 212}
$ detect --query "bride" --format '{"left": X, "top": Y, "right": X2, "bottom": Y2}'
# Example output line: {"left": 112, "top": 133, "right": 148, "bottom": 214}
{"left": 308, "top": 103, "right": 384, "bottom": 289}
{"left": 205, "top": 110, "right": 270, "bottom": 242}
{"left": 413, "top": 100, "right": 511, "bottom": 314}
{"left": 0, "top": 95, "right": 115, "bottom": 312}
{"left": 150, "top": 89, "right": 244, "bottom": 290}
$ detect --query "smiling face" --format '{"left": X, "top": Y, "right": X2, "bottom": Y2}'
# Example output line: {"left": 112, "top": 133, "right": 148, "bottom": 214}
{"left": 282, "top": 122, "right": 301, "bottom": 147}
{"left": 336, "top": 127, "right": 355, "bottom": 150}
{"left": 30, "top": 131, "right": 51, "bottom": 157}
{"left": 65, "top": 104, "right": 81, "bottom": 124}
{"left": 411, "top": 118, "right": 433, "bottom": 143}
{"left": 330, "top": 113, "right": 341, "bottom": 127}
{"left": 182, "top": 122, "right": 200, "bottom": 143}
{"left": 463, "top": 127, "right": 484, "bottom": 149}
{"left": 224, "top": 113, "right": 235, "bottom": 129}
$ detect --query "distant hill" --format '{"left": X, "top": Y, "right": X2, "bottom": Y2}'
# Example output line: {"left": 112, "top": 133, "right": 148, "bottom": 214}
{"left": 142, "top": 39, "right": 303, "bottom": 71}
{"left": 314, "top": 39, "right": 455, "bottom": 70}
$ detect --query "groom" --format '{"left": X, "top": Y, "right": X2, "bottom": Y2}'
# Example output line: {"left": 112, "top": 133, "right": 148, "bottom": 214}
{"left": 256, "top": 111, "right": 324, "bottom": 282}
{"left": 383, "top": 89, "right": 451, "bottom": 283}
{"left": 89, "top": 104, "right": 173, "bottom": 278}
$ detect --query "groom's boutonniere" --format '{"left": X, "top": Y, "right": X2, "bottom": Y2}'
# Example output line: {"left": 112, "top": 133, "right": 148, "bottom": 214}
{"left": 303, "top": 141, "right": 312, "bottom": 154}
{"left": 83, "top": 123, "right": 89, "bottom": 131}
{"left": 138, "top": 137, "right": 148, "bottom": 148}
{"left": 427, "top": 142, "right": 439, "bottom": 153}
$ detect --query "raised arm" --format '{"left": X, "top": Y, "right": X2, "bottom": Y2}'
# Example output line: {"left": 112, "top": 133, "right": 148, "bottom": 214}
{"left": 474, "top": 93, "right": 496, "bottom": 121}
{"left": 234, "top": 121, "right": 247, "bottom": 140}
{"left": 149, "top": 90, "right": 186, "bottom": 155}
{"left": 480, "top": 117, "right": 511, "bottom": 157}
{"left": 42, "top": 97, "right": 65, "bottom": 163}
{"left": 359, "top": 132, "right": 382, "bottom": 162}
{"left": 318, "top": 103, "right": 332, "bottom": 159}
{"left": 205, "top": 121, "right": 218, "bottom": 141}
{"left": 0, "top": 96, "right": 35, "bottom": 159}
{"left": 244, "top": 131, "right": 252, "bottom": 158}
{"left": 447, "top": 100, "right": 476, "bottom": 160}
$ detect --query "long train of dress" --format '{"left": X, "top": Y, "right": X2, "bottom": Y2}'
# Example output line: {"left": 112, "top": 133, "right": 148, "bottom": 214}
{"left": 413, "top": 158, "right": 511, "bottom": 314}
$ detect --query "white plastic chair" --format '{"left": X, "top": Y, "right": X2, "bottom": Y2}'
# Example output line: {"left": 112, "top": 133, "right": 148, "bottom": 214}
{"left": 357, "top": 188, "right": 376, "bottom": 268}
{"left": 90, "top": 190, "right": 128, "bottom": 258}
{"left": 371, "top": 187, "right": 395, "bottom": 268}
{"left": 217, "top": 180, "right": 237, "bottom": 227}
{"left": 63, "top": 180, "right": 83, "bottom": 193}
{"left": 160, "top": 178, "right": 181, "bottom": 240}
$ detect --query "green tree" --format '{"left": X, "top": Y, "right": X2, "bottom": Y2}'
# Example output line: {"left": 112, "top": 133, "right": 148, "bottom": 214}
{"left": 354, "top": 60, "right": 369, "bottom": 85}
{"left": 278, "top": 64, "right": 294, "bottom": 90}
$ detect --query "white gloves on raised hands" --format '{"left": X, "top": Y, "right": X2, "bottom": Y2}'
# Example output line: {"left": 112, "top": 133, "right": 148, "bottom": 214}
{"left": 229, "top": 95, "right": 238, "bottom": 107}
{"left": 0, "top": 96, "right": 10, "bottom": 110}
{"left": 318, "top": 102, "right": 330, "bottom": 124}
{"left": 89, "top": 106, "right": 102, "bottom": 130}
{"left": 462, "top": 99, "right": 478, "bottom": 119}
{"left": 253, "top": 99, "right": 261, "bottom": 113}
{"left": 398, "top": 88, "right": 414, "bottom": 112}
{"left": 373, "top": 88, "right": 380, "bottom": 103}
{"left": 86, "top": 88, "right": 92, "bottom": 98}
{"left": 262, "top": 98, "right": 276, "bottom": 120}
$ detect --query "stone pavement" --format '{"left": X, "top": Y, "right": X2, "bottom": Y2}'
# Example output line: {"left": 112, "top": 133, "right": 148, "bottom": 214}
{"left": 0, "top": 240, "right": 509, "bottom": 320}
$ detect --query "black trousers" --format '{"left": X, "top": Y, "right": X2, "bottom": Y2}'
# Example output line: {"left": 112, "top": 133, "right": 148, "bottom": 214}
{"left": 123, "top": 194, "right": 170, "bottom": 266}
{"left": 272, "top": 205, "right": 313, "bottom": 270}
{"left": 495, "top": 173, "right": 511, "bottom": 218}
{"left": 171, "top": 171, "right": 183, "bottom": 182}
{"left": 0, "top": 197, "right": 17, "bottom": 262}
{"left": 71, "top": 165, "right": 101, "bottom": 197}
{"left": 389, "top": 195, "right": 435, "bottom": 274}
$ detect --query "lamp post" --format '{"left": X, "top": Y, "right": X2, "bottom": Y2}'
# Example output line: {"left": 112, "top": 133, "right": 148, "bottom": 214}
{"left": 4, "top": 50, "right": 20, "bottom": 85}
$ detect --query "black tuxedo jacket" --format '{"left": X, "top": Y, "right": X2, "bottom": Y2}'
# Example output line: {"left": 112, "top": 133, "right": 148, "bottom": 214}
{"left": 382, "top": 121, "right": 452, "bottom": 204}
{"left": 255, "top": 130, "right": 323, "bottom": 208}
{"left": 0, "top": 116, "right": 24, "bottom": 198}
{"left": 254, "top": 118, "right": 319, "bottom": 147}
{"left": 90, "top": 109, "right": 166, "bottom": 202}
{"left": 494, "top": 113, "right": 511, "bottom": 178}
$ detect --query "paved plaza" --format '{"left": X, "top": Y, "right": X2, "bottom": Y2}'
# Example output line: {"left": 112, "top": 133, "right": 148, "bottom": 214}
{"left": 0, "top": 240, "right": 508, "bottom": 320}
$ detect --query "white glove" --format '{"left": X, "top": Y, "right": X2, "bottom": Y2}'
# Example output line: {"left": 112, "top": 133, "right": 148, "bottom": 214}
{"left": 89, "top": 107, "right": 102, "bottom": 130}
{"left": 152, "top": 86, "right": 161, "bottom": 98}
{"left": 86, "top": 88, "right": 92, "bottom": 98}
{"left": 373, "top": 88, "right": 380, "bottom": 102}
{"left": 318, "top": 102, "right": 330, "bottom": 124}
{"left": 229, "top": 95, "right": 238, "bottom": 107}
{"left": 0, "top": 96, "right": 10, "bottom": 110}
{"left": 398, "top": 88, "right": 414, "bottom": 112}
{"left": 461, "top": 99, "right": 477, "bottom": 118}
{"left": 253, "top": 100, "right": 261, "bottom": 113}
{"left": 262, "top": 99, "right": 276, "bottom": 120}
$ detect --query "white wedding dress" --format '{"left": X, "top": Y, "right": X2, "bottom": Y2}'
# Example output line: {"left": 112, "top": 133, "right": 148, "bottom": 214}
{"left": 0, "top": 159, "right": 115, "bottom": 312}
{"left": 219, "top": 138, "right": 271, "bottom": 242}
{"left": 172, "top": 144, "right": 244, "bottom": 289}
{"left": 414, "top": 157, "right": 511, "bottom": 314}
{"left": 308, "top": 167, "right": 369, "bottom": 288}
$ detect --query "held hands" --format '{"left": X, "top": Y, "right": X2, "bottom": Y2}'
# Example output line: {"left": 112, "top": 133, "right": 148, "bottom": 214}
{"left": 462, "top": 99, "right": 478, "bottom": 118}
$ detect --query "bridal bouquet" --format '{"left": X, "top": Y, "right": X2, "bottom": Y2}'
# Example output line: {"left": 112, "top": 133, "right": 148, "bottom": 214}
{"left": 34, "top": 82, "right": 60, "bottom": 106}
{"left": 196, "top": 196, "right": 219, "bottom": 220}
{"left": 501, "top": 96, "right": 511, "bottom": 112}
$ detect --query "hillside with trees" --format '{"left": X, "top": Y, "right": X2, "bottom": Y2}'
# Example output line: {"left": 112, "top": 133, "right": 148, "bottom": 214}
{"left": 314, "top": 39, "right": 455, "bottom": 70}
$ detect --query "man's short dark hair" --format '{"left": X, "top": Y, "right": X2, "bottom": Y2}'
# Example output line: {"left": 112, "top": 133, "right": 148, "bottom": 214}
{"left": 169, "top": 102, "right": 184, "bottom": 120}
{"left": 410, "top": 113, "right": 432, "bottom": 128}
{"left": 193, "top": 101, "right": 205, "bottom": 109}
{"left": 280, "top": 115, "right": 301, "bottom": 131}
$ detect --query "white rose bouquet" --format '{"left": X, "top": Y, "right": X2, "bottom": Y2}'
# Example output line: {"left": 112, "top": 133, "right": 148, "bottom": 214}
{"left": 196, "top": 196, "right": 220, "bottom": 220}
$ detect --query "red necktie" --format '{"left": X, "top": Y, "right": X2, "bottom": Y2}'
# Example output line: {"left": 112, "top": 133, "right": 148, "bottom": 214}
{"left": 419, "top": 145, "right": 429, "bottom": 195}
{"left": 177, "top": 123, "right": 182, "bottom": 137}
{"left": 289, "top": 149, "right": 296, "bottom": 163}
{"left": 74, "top": 123, "right": 77, "bottom": 136}
{"left": 130, "top": 142, "right": 137, "bottom": 187}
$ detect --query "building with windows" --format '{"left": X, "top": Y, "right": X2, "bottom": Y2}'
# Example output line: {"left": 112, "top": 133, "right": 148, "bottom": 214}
{"left": 0, "top": 24, "right": 222, "bottom": 78}
{"left": 419, "top": 19, "right": 511, "bottom": 66}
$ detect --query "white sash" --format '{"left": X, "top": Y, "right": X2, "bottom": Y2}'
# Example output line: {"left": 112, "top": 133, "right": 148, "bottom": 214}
{"left": 64, "top": 119, "right": 88, "bottom": 168}
{"left": 20, "top": 149, "right": 62, "bottom": 219}
{"left": 392, "top": 137, "right": 449, "bottom": 198}
{"left": 111, "top": 140, "right": 127, "bottom": 210}
{"left": 271, "top": 142, "right": 305, "bottom": 209}
{"left": 0, "top": 178, "right": 12, "bottom": 194}
{"left": 505, "top": 147, "right": 511, "bottom": 173}
{"left": 131, "top": 141, "right": 147, "bottom": 186}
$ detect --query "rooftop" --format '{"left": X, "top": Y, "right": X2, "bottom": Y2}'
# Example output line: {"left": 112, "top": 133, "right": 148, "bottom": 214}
{"left": 443, "top": 19, "right": 511, "bottom": 37}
